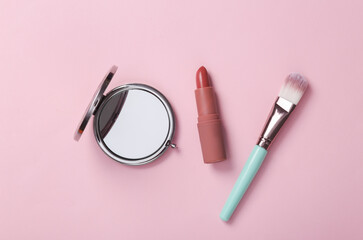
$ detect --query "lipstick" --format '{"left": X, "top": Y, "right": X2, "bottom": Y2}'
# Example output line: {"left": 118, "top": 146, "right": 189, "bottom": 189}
{"left": 195, "top": 66, "right": 226, "bottom": 163}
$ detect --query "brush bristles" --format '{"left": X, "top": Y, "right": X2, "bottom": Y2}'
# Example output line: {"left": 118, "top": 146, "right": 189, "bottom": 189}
{"left": 278, "top": 73, "right": 308, "bottom": 105}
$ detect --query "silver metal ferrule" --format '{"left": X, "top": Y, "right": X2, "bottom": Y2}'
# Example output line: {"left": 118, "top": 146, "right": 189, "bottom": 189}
{"left": 257, "top": 97, "right": 296, "bottom": 150}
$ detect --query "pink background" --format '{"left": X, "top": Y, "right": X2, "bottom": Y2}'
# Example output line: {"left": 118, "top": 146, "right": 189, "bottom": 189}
{"left": 1, "top": 0, "right": 363, "bottom": 239}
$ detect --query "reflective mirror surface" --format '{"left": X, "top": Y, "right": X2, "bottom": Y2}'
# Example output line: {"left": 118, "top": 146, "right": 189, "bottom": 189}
{"left": 94, "top": 84, "right": 175, "bottom": 165}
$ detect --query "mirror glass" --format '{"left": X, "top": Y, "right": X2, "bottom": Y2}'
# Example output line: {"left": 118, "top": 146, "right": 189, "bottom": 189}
{"left": 96, "top": 88, "right": 171, "bottom": 160}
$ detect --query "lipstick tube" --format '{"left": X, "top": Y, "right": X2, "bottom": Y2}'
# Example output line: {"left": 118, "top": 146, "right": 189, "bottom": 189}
{"left": 195, "top": 66, "right": 226, "bottom": 163}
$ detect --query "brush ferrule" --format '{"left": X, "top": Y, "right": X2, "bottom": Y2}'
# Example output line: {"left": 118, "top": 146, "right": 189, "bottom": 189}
{"left": 257, "top": 97, "right": 296, "bottom": 150}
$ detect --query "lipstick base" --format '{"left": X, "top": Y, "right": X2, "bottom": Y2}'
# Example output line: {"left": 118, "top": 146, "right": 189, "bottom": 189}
{"left": 197, "top": 120, "right": 226, "bottom": 163}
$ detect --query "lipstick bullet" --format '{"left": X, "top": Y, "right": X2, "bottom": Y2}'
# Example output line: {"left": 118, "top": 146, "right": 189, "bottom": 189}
{"left": 195, "top": 66, "right": 226, "bottom": 163}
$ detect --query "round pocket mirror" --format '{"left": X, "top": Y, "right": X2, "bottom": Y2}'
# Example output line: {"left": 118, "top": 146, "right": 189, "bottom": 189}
{"left": 74, "top": 66, "right": 176, "bottom": 165}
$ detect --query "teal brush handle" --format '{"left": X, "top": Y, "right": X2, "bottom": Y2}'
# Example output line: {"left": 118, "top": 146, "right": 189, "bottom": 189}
{"left": 220, "top": 145, "right": 267, "bottom": 221}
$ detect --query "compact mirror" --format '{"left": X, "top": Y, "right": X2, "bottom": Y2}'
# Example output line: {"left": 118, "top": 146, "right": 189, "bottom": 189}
{"left": 75, "top": 66, "right": 176, "bottom": 165}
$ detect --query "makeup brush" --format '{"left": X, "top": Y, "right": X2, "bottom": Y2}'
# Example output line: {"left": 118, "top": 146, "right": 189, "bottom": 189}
{"left": 220, "top": 73, "right": 308, "bottom": 221}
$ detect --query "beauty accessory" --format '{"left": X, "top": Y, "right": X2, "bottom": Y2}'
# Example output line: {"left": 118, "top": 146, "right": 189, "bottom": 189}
{"left": 220, "top": 73, "right": 308, "bottom": 221}
{"left": 74, "top": 65, "right": 176, "bottom": 165}
{"left": 195, "top": 66, "right": 226, "bottom": 163}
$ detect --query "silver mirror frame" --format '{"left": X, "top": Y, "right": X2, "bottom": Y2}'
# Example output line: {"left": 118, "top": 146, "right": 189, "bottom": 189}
{"left": 93, "top": 84, "right": 176, "bottom": 165}
{"left": 74, "top": 66, "right": 117, "bottom": 141}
